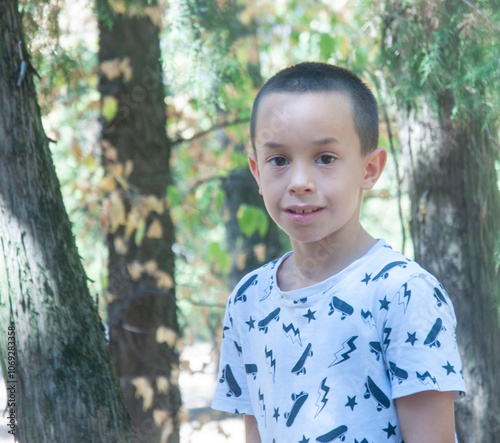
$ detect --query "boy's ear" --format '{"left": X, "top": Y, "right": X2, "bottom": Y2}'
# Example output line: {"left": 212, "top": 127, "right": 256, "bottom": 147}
{"left": 362, "top": 147, "right": 387, "bottom": 190}
{"left": 248, "top": 153, "right": 263, "bottom": 195}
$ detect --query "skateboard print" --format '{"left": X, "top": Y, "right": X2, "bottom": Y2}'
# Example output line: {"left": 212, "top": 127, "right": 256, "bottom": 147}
{"left": 291, "top": 343, "right": 313, "bottom": 375}
{"left": 388, "top": 361, "right": 408, "bottom": 384}
{"left": 328, "top": 296, "right": 354, "bottom": 320}
{"left": 234, "top": 274, "right": 258, "bottom": 303}
{"left": 372, "top": 261, "right": 408, "bottom": 282}
{"left": 424, "top": 318, "right": 445, "bottom": 348}
{"left": 258, "top": 307, "right": 281, "bottom": 334}
{"left": 433, "top": 287, "right": 448, "bottom": 307}
{"left": 293, "top": 297, "right": 308, "bottom": 304}
{"left": 219, "top": 364, "right": 242, "bottom": 397}
{"left": 233, "top": 340, "right": 242, "bottom": 356}
{"left": 284, "top": 391, "right": 309, "bottom": 427}
{"left": 316, "top": 425, "right": 348, "bottom": 442}
{"left": 245, "top": 363, "right": 258, "bottom": 380}
{"left": 363, "top": 376, "right": 390, "bottom": 411}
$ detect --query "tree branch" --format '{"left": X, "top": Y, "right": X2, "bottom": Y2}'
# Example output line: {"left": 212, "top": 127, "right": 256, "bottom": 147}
{"left": 461, "top": 0, "right": 500, "bottom": 32}
{"left": 170, "top": 117, "right": 251, "bottom": 147}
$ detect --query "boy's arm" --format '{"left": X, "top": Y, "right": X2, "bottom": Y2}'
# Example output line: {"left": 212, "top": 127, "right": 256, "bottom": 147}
{"left": 395, "top": 390, "right": 456, "bottom": 443}
{"left": 244, "top": 415, "right": 261, "bottom": 443}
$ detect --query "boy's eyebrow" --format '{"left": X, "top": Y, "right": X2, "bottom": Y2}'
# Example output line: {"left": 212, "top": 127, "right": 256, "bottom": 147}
{"left": 261, "top": 137, "right": 339, "bottom": 149}
{"left": 313, "top": 136, "right": 340, "bottom": 145}
{"left": 262, "top": 141, "right": 286, "bottom": 149}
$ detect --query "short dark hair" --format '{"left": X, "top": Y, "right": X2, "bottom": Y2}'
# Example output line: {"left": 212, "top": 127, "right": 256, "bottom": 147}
{"left": 250, "top": 62, "right": 379, "bottom": 155}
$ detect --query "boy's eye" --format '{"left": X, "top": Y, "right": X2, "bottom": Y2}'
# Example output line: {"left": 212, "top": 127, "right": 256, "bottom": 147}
{"left": 317, "top": 155, "right": 336, "bottom": 165}
{"left": 269, "top": 156, "right": 289, "bottom": 167}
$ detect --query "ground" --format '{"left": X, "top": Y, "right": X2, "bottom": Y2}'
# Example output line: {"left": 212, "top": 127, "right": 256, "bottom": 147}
{"left": 0, "top": 342, "right": 244, "bottom": 443}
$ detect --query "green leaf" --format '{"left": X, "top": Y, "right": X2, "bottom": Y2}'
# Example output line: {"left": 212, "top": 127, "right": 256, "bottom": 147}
{"left": 208, "top": 241, "right": 231, "bottom": 273}
{"left": 102, "top": 96, "right": 118, "bottom": 121}
{"left": 167, "top": 185, "right": 180, "bottom": 207}
{"left": 134, "top": 218, "right": 146, "bottom": 246}
{"left": 319, "top": 33, "right": 335, "bottom": 61}
{"left": 237, "top": 204, "right": 269, "bottom": 238}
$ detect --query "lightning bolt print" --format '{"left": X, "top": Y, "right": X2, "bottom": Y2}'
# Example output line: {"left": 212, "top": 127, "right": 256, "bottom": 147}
{"left": 417, "top": 371, "right": 441, "bottom": 390}
{"left": 383, "top": 324, "right": 392, "bottom": 350}
{"left": 397, "top": 282, "right": 411, "bottom": 313}
{"left": 265, "top": 345, "right": 276, "bottom": 382}
{"left": 314, "top": 377, "right": 330, "bottom": 418}
{"left": 329, "top": 336, "right": 358, "bottom": 367}
{"left": 283, "top": 323, "right": 302, "bottom": 346}
{"left": 260, "top": 275, "right": 274, "bottom": 301}
{"left": 361, "top": 310, "right": 375, "bottom": 328}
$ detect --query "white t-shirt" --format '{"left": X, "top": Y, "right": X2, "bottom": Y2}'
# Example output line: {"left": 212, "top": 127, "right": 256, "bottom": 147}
{"left": 212, "top": 240, "right": 466, "bottom": 442}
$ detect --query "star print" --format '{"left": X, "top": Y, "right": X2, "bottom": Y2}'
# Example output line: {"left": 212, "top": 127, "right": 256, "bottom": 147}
{"left": 303, "top": 309, "right": 316, "bottom": 323}
{"left": 442, "top": 361, "right": 456, "bottom": 375}
{"left": 298, "top": 435, "right": 310, "bottom": 443}
{"left": 273, "top": 407, "right": 280, "bottom": 421}
{"left": 245, "top": 316, "right": 255, "bottom": 331}
{"left": 383, "top": 422, "right": 397, "bottom": 438}
{"left": 379, "top": 296, "right": 390, "bottom": 311}
{"left": 345, "top": 395, "right": 358, "bottom": 411}
{"left": 361, "top": 273, "right": 372, "bottom": 285}
{"left": 405, "top": 332, "right": 417, "bottom": 346}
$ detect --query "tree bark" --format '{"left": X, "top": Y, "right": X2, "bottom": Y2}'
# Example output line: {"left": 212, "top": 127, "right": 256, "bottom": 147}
{"left": 0, "top": 1, "right": 131, "bottom": 441}
{"left": 397, "top": 95, "right": 500, "bottom": 442}
{"left": 97, "top": 1, "right": 181, "bottom": 442}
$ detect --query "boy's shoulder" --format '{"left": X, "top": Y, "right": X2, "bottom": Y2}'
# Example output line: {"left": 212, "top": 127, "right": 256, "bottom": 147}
{"left": 361, "top": 241, "right": 440, "bottom": 290}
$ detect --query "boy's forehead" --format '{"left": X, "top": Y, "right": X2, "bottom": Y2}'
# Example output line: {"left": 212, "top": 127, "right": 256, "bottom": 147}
{"left": 254, "top": 91, "right": 355, "bottom": 146}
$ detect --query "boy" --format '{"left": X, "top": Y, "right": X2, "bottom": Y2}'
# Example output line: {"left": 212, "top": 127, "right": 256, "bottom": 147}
{"left": 212, "top": 62, "right": 466, "bottom": 442}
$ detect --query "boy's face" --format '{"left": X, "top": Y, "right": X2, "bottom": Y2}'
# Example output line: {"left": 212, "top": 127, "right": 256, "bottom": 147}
{"left": 249, "top": 91, "right": 386, "bottom": 247}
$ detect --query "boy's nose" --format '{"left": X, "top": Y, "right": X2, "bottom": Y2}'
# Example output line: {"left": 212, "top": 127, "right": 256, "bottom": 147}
{"left": 287, "top": 164, "right": 316, "bottom": 194}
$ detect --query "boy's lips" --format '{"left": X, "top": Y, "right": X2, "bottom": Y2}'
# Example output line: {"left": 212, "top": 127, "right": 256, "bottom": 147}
{"left": 284, "top": 205, "right": 324, "bottom": 221}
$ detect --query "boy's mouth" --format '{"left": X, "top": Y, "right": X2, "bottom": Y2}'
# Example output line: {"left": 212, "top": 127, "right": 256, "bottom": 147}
{"left": 286, "top": 207, "right": 322, "bottom": 214}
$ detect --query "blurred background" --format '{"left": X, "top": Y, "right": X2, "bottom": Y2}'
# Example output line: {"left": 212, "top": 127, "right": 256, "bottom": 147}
{"left": 1, "top": 0, "right": 499, "bottom": 442}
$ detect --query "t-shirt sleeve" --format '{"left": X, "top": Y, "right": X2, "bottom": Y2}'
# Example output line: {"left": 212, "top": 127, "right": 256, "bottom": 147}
{"left": 381, "top": 274, "right": 467, "bottom": 400}
{"left": 211, "top": 296, "right": 254, "bottom": 415}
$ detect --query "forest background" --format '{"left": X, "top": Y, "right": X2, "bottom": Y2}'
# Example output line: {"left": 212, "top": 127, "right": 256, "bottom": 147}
{"left": 0, "top": 0, "right": 499, "bottom": 442}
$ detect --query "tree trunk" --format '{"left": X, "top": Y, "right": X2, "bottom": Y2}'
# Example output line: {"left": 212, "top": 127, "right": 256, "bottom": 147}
{"left": 0, "top": 1, "right": 131, "bottom": 441}
{"left": 97, "top": 2, "right": 181, "bottom": 442}
{"left": 398, "top": 95, "right": 500, "bottom": 442}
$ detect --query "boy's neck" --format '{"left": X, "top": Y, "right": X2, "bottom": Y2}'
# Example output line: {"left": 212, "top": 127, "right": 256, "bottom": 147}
{"left": 277, "top": 226, "right": 376, "bottom": 292}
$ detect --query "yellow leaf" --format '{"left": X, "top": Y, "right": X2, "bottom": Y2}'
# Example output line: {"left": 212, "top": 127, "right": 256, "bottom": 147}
{"left": 114, "top": 236, "right": 128, "bottom": 255}
{"left": 237, "top": 252, "right": 246, "bottom": 270}
{"left": 124, "top": 207, "right": 141, "bottom": 241}
{"left": 128, "top": 261, "right": 143, "bottom": 281}
{"left": 156, "top": 326, "right": 177, "bottom": 347}
{"left": 144, "top": 260, "right": 158, "bottom": 275}
{"left": 124, "top": 160, "right": 134, "bottom": 178}
{"left": 98, "top": 175, "right": 117, "bottom": 192}
{"left": 141, "top": 195, "right": 164, "bottom": 216}
{"left": 147, "top": 218, "right": 163, "bottom": 239}
{"left": 71, "top": 144, "right": 83, "bottom": 164}
{"left": 131, "top": 377, "right": 154, "bottom": 411}
{"left": 155, "top": 270, "right": 174, "bottom": 289}
{"left": 156, "top": 376, "right": 170, "bottom": 394}
{"left": 108, "top": 196, "right": 126, "bottom": 233}
{"left": 102, "top": 139, "right": 118, "bottom": 162}
{"left": 253, "top": 244, "right": 266, "bottom": 262}
{"left": 145, "top": 6, "right": 163, "bottom": 28}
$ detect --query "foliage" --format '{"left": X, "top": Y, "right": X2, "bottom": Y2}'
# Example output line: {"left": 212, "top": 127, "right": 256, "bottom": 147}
{"left": 377, "top": 0, "right": 500, "bottom": 123}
